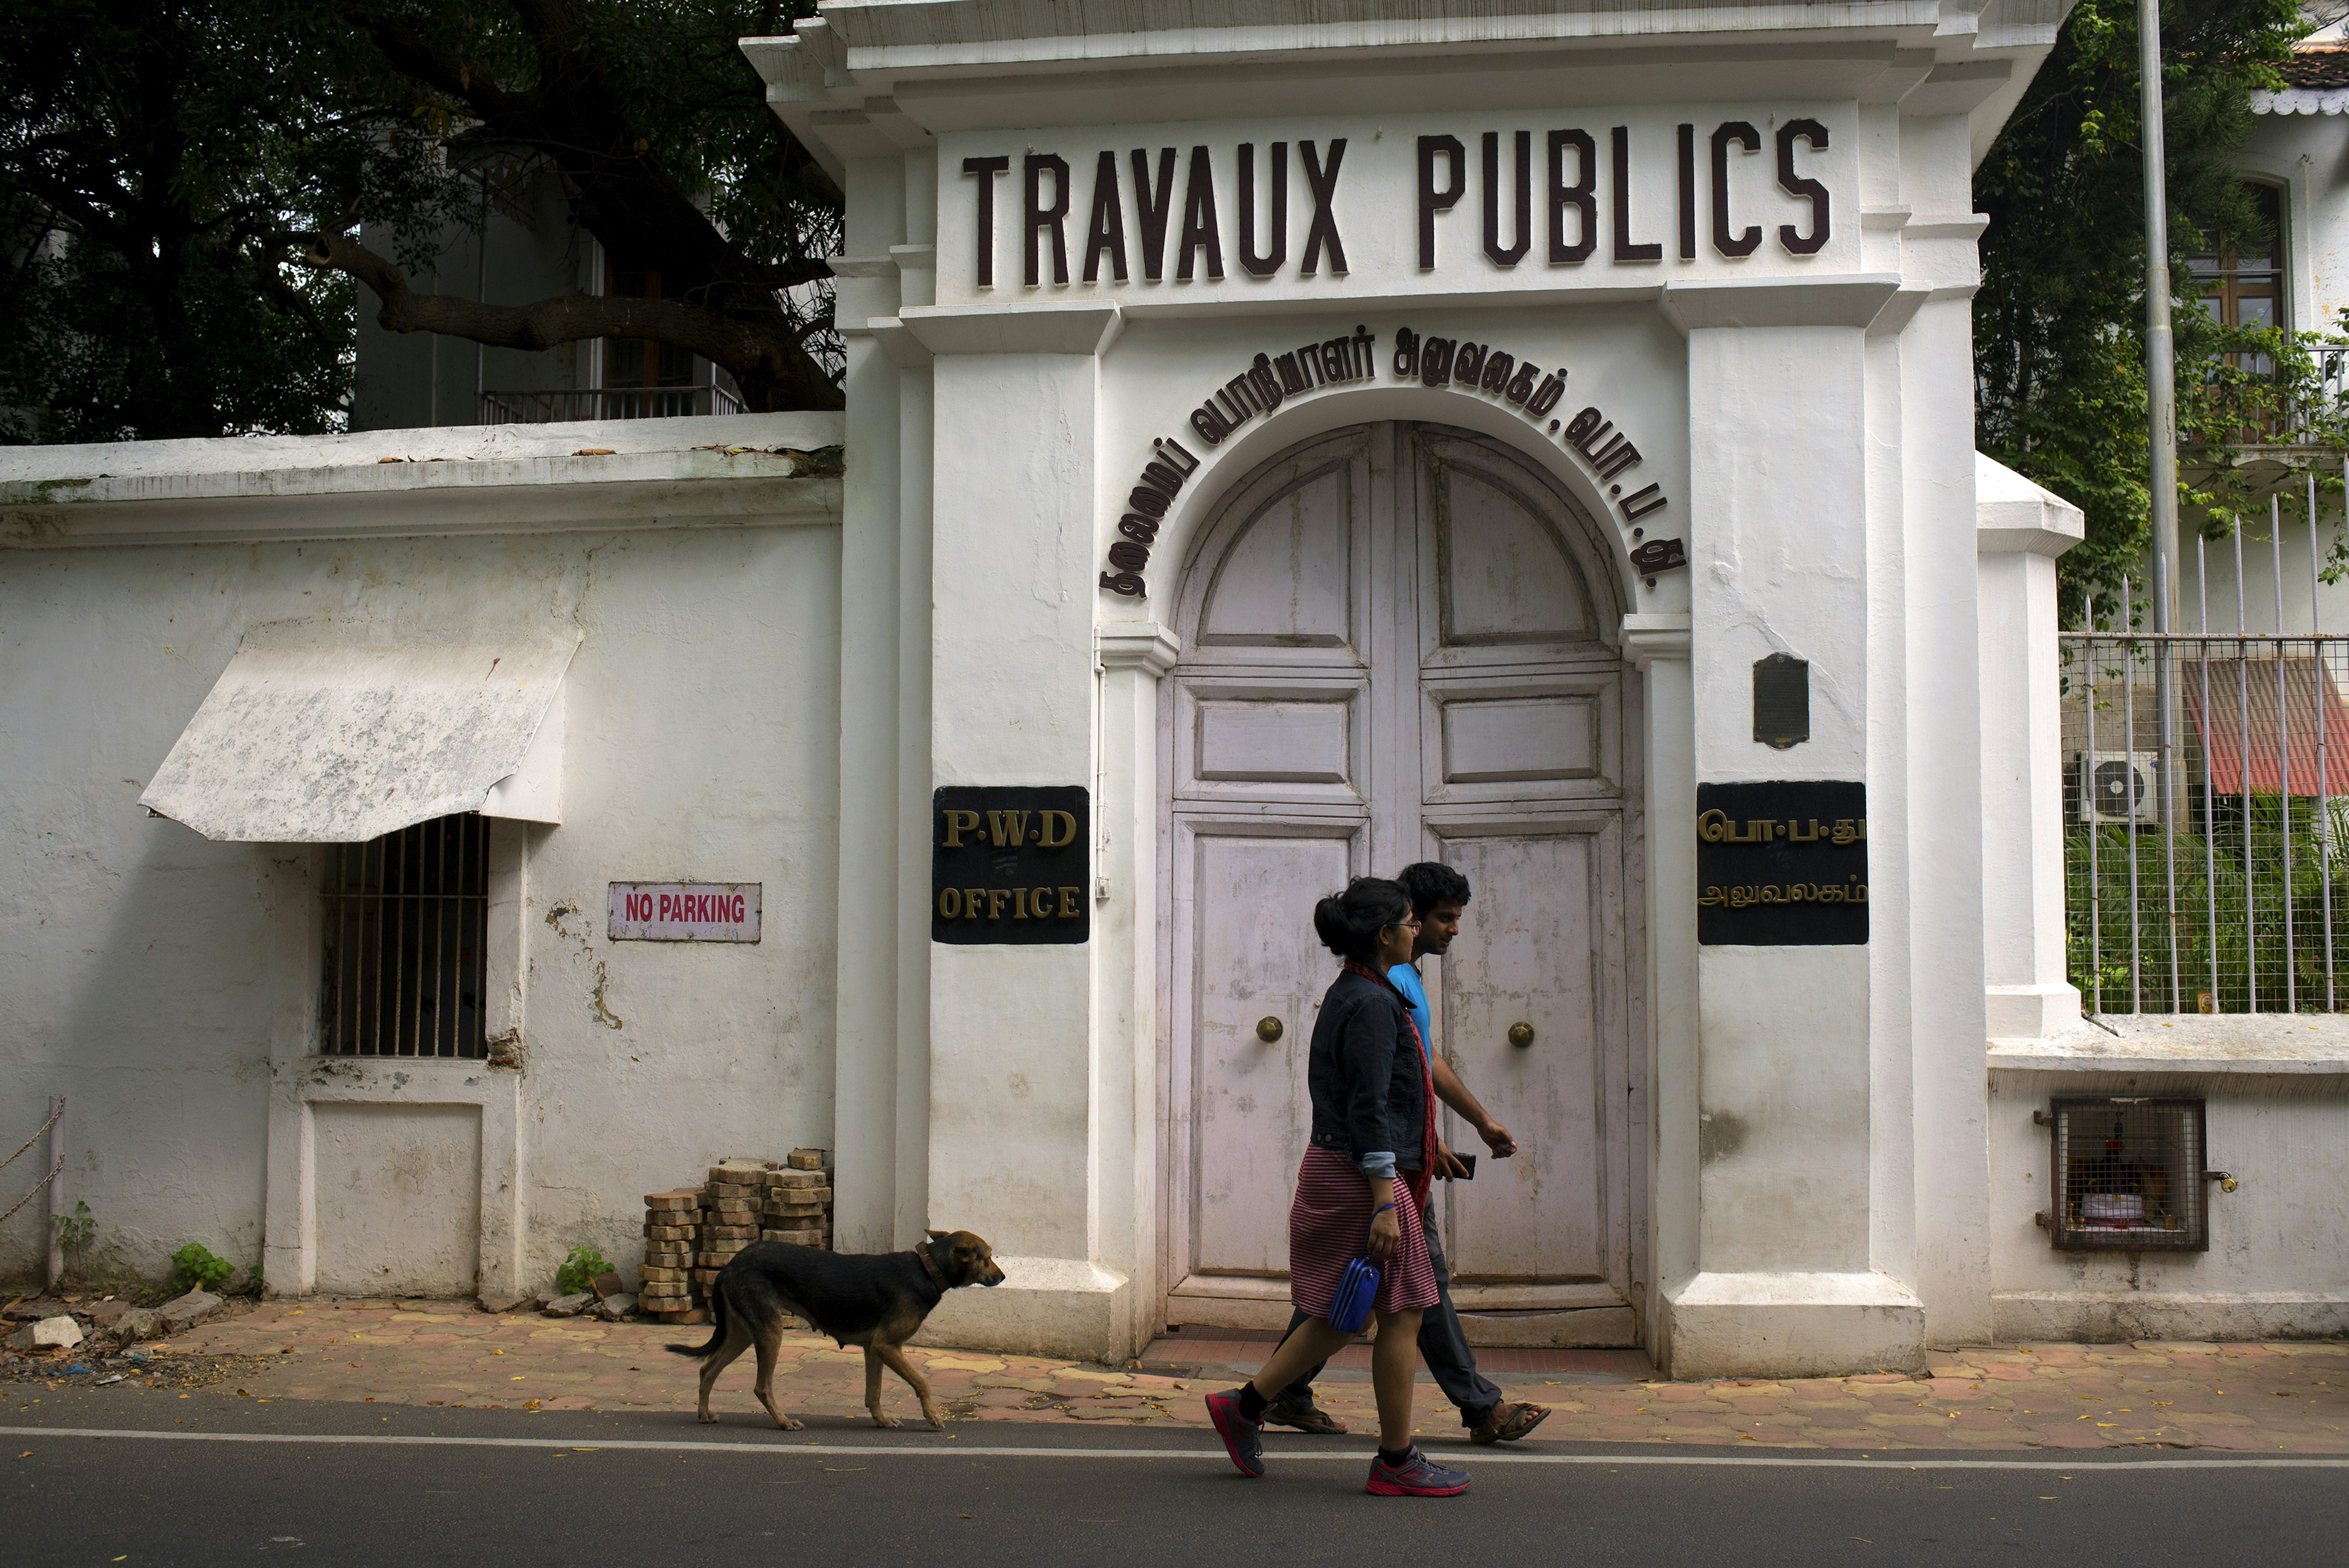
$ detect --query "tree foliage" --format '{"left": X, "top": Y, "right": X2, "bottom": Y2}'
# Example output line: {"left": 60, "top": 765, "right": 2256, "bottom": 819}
{"left": 0, "top": 0, "right": 371, "bottom": 441}
{"left": 0, "top": 0, "right": 842, "bottom": 443}
{"left": 310, "top": 0, "right": 842, "bottom": 413}
{"left": 1974, "top": 0, "right": 2318, "bottom": 620}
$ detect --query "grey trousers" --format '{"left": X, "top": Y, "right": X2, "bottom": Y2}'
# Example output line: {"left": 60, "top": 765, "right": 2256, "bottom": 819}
{"left": 1276, "top": 1195, "right": 1504, "bottom": 1427}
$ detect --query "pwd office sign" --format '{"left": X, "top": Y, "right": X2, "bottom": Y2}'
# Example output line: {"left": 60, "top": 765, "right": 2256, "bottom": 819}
{"left": 609, "top": 883, "right": 762, "bottom": 943}
{"left": 931, "top": 786, "right": 1090, "bottom": 945}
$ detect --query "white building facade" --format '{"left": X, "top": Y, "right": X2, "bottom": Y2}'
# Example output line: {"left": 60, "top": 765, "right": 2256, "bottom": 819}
{"left": 749, "top": 0, "right": 2072, "bottom": 1376}
{"left": 5, "top": 0, "right": 2345, "bottom": 1378}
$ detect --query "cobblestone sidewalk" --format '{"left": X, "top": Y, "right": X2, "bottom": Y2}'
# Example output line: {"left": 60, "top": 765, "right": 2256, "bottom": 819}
{"left": 84, "top": 1301, "right": 2349, "bottom": 1452}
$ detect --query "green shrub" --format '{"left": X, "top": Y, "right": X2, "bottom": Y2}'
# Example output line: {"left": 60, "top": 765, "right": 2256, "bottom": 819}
{"left": 171, "top": 1242, "right": 234, "bottom": 1294}
{"left": 52, "top": 1200, "right": 95, "bottom": 1253}
{"left": 555, "top": 1245, "right": 610, "bottom": 1297}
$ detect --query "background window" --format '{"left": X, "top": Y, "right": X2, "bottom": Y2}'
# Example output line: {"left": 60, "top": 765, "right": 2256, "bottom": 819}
{"left": 2188, "top": 183, "right": 2285, "bottom": 333}
{"left": 321, "top": 814, "right": 489, "bottom": 1058}
{"left": 604, "top": 263, "right": 695, "bottom": 391}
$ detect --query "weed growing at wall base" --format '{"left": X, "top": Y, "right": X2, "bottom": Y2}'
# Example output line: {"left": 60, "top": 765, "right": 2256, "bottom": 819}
{"left": 555, "top": 1246, "right": 611, "bottom": 1298}
{"left": 171, "top": 1242, "right": 234, "bottom": 1295}
{"left": 52, "top": 1199, "right": 94, "bottom": 1254}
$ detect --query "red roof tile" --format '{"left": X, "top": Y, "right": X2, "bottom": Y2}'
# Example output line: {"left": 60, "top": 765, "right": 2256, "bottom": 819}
{"left": 2183, "top": 656, "right": 2349, "bottom": 795}
{"left": 2278, "top": 44, "right": 2349, "bottom": 90}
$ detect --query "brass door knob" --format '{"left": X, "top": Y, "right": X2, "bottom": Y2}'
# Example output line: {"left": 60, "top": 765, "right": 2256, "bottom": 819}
{"left": 1256, "top": 1016, "right": 1284, "bottom": 1043}
{"left": 1507, "top": 1021, "right": 1535, "bottom": 1049}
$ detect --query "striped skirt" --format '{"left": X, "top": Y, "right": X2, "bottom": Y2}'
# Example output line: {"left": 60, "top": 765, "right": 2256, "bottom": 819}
{"left": 1287, "top": 1146, "right": 1439, "bottom": 1321}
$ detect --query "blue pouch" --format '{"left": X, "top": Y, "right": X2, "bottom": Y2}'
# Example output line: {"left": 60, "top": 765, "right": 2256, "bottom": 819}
{"left": 1329, "top": 1255, "right": 1381, "bottom": 1336}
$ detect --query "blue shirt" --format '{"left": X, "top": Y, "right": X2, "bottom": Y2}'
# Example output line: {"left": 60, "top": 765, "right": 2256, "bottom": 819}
{"left": 1388, "top": 962, "right": 1431, "bottom": 1061}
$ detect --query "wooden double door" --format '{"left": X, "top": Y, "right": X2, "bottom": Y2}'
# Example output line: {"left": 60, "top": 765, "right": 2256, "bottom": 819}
{"left": 1163, "top": 422, "right": 1641, "bottom": 1345}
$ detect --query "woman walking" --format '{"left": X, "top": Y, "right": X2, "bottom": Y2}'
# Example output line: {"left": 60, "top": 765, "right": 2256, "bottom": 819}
{"left": 1204, "top": 878, "right": 1471, "bottom": 1497}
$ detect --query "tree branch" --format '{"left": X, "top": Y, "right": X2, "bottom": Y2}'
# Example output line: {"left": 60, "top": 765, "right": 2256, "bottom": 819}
{"left": 294, "top": 229, "right": 842, "bottom": 409}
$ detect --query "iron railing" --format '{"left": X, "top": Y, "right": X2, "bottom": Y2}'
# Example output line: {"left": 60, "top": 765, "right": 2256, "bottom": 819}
{"left": 478, "top": 385, "right": 744, "bottom": 423}
{"left": 2062, "top": 483, "right": 2349, "bottom": 1014}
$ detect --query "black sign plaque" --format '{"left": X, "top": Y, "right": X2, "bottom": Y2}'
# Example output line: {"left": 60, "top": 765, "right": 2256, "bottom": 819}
{"left": 1695, "top": 780, "right": 1867, "bottom": 946}
{"left": 932, "top": 786, "right": 1091, "bottom": 945}
{"left": 1752, "top": 653, "right": 1809, "bottom": 750}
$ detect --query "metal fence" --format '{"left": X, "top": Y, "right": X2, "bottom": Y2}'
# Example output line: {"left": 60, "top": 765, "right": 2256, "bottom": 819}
{"left": 478, "top": 385, "right": 745, "bottom": 423}
{"left": 2061, "top": 494, "right": 2349, "bottom": 1014}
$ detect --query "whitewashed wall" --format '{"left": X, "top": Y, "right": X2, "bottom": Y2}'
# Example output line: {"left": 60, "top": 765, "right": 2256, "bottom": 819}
{"left": 0, "top": 414, "right": 845, "bottom": 1298}
{"left": 1988, "top": 1027, "right": 2349, "bottom": 1341}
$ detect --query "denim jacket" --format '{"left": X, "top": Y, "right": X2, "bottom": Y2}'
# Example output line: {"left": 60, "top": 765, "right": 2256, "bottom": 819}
{"left": 1305, "top": 968, "right": 1427, "bottom": 1176}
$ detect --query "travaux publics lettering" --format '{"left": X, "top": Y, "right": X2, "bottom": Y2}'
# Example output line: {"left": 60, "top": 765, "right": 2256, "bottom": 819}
{"left": 965, "top": 121, "right": 1831, "bottom": 290}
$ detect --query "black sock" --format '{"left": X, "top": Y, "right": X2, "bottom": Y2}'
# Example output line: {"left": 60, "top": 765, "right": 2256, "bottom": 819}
{"left": 1236, "top": 1384, "right": 1269, "bottom": 1421}
{"left": 1378, "top": 1446, "right": 1413, "bottom": 1467}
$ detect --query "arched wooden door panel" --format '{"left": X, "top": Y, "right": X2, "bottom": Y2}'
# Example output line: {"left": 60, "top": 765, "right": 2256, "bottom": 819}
{"left": 1163, "top": 422, "right": 1639, "bottom": 1344}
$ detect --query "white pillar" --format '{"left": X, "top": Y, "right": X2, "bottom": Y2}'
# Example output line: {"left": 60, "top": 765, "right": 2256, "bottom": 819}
{"left": 1976, "top": 455, "right": 2085, "bottom": 1038}
{"left": 1623, "top": 614, "right": 1694, "bottom": 1364}
{"left": 1095, "top": 621, "right": 1181, "bottom": 1351}
{"left": 1655, "top": 279, "right": 1926, "bottom": 1378}
{"left": 828, "top": 155, "right": 910, "bottom": 1254}
{"left": 1901, "top": 292, "right": 1995, "bottom": 1347}
{"left": 904, "top": 302, "right": 1134, "bottom": 1360}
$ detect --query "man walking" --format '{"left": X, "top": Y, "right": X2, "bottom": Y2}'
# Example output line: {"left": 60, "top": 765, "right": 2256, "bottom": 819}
{"left": 1261, "top": 861, "right": 1551, "bottom": 1445}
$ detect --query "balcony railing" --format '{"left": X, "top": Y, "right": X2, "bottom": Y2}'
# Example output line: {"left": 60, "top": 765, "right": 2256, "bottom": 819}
{"left": 478, "top": 385, "right": 745, "bottom": 424}
{"left": 2183, "top": 344, "right": 2349, "bottom": 453}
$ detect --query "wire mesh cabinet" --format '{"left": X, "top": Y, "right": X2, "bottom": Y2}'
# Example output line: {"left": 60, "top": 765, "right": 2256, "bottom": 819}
{"left": 2039, "top": 1096, "right": 2211, "bottom": 1252}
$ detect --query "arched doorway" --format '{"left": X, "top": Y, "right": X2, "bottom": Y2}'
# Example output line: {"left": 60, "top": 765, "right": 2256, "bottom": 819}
{"left": 1160, "top": 420, "right": 1643, "bottom": 1347}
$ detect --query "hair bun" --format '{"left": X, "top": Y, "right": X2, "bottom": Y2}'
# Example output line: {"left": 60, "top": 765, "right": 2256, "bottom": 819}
{"left": 1312, "top": 893, "right": 1348, "bottom": 952}
{"left": 1312, "top": 878, "right": 1412, "bottom": 964}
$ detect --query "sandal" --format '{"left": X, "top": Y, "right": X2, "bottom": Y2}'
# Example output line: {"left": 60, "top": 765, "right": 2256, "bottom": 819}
{"left": 1469, "top": 1400, "right": 1551, "bottom": 1444}
{"left": 1261, "top": 1395, "right": 1349, "bottom": 1435}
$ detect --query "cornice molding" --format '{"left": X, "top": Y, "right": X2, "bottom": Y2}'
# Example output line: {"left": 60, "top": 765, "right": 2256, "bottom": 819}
{"left": 1620, "top": 611, "right": 1692, "bottom": 669}
{"left": 1096, "top": 621, "right": 1182, "bottom": 675}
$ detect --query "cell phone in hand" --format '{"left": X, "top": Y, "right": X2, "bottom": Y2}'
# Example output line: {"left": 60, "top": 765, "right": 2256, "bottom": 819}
{"left": 1453, "top": 1153, "right": 1476, "bottom": 1180}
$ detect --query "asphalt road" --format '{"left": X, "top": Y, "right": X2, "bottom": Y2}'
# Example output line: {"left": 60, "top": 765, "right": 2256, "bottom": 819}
{"left": 6, "top": 1389, "right": 2344, "bottom": 1567}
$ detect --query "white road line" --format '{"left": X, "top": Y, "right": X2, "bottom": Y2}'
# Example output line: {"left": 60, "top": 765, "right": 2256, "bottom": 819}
{"left": 5, "top": 1427, "right": 2345, "bottom": 1469}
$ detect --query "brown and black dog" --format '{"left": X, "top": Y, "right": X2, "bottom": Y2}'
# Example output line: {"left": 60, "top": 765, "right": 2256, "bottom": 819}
{"left": 667, "top": 1229, "right": 1004, "bottom": 1429}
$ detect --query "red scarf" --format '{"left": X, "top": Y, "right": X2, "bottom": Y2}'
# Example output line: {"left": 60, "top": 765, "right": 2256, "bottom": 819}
{"left": 1343, "top": 960, "right": 1436, "bottom": 1212}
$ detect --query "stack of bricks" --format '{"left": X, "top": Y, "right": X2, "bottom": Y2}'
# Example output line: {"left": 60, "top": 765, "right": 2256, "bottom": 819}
{"left": 639, "top": 1189, "right": 704, "bottom": 1324}
{"left": 761, "top": 1148, "right": 834, "bottom": 1249}
{"left": 699, "top": 1159, "right": 769, "bottom": 1293}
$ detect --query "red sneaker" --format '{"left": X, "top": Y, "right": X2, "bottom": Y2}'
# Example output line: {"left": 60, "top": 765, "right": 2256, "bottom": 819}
{"left": 1365, "top": 1447, "right": 1471, "bottom": 1496}
{"left": 1204, "top": 1389, "right": 1266, "bottom": 1477}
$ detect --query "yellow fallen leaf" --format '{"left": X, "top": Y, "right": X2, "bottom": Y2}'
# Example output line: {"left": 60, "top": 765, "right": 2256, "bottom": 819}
{"left": 573, "top": 447, "right": 616, "bottom": 456}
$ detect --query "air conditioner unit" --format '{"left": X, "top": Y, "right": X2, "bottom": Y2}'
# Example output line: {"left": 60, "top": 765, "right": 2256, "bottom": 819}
{"left": 2069, "top": 751, "right": 2161, "bottom": 825}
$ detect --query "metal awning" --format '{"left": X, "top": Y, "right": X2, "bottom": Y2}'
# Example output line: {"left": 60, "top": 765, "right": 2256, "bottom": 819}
{"left": 140, "top": 621, "right": 580, "bottom": 842}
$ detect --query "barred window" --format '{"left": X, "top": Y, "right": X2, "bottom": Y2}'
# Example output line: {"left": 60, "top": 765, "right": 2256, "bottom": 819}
{"left": 320, "top": 814, "right": 490, "bottom": 1058}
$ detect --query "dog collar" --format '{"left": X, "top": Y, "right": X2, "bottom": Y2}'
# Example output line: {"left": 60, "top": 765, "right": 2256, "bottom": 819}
{"left": 916, "top": 1243, "right": 949, "bottom": 1289}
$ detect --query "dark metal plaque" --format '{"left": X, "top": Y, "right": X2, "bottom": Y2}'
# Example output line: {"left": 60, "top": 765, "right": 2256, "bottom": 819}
{"left": 1695, "top": 780, "right": 1866, "bottom": 946}
{"left": 1753, "top": 653, "right": 1809, "bottom": 749}
{"left": 931, "top": 786, "right": 1091, "bottom": 945}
